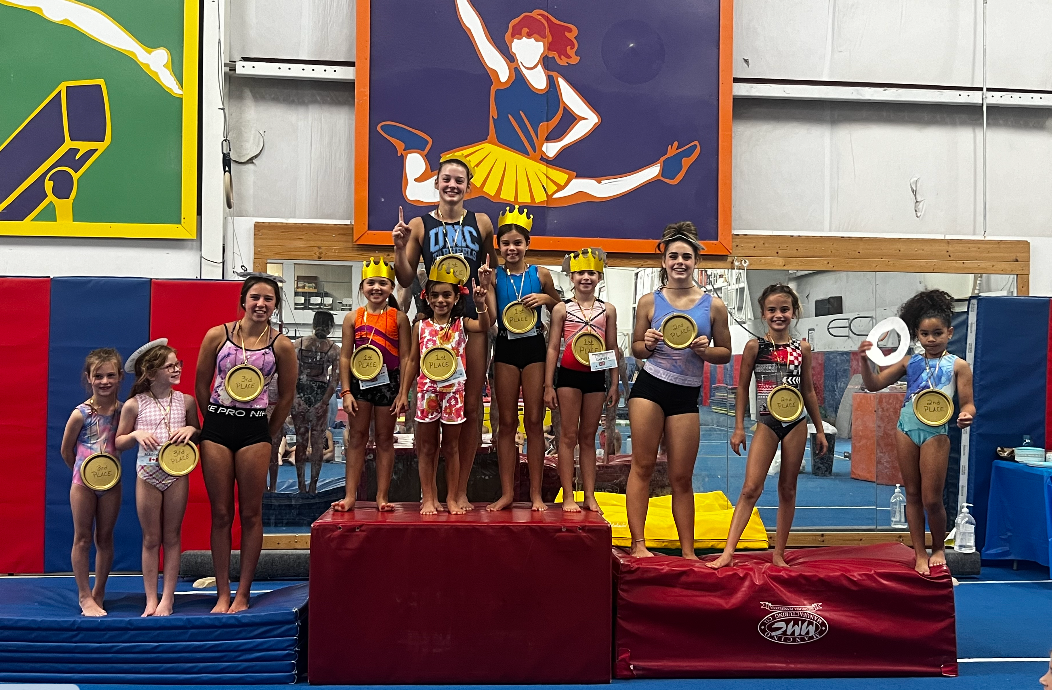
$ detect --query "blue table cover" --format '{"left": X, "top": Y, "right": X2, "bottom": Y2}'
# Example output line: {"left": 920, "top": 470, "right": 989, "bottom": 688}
{"left": 982, "top": 460, "right": 1052, "bottom": 567}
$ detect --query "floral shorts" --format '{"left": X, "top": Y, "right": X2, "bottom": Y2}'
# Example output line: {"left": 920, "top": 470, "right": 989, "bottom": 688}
{"left": 415, "top": 386, "right": 465, "bottom": 425}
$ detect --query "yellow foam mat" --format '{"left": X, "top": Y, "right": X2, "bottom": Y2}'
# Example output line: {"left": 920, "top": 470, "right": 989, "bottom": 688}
{"left": 554, "top": 490, "right": 769, "bottom": 550}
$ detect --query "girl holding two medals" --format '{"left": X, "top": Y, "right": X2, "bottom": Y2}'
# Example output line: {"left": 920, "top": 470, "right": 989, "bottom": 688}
{"left": 60, "top": 348, "right": 125, "bottom": 616}
{"left": 627, "top": 223, "right": 732, "bottom": 557}
{"left": 486, "top": 206, "right": 560, "bottom": 511}
{"left": 858, "top": 289, "right": 974, "bottom": 575}
{"left": 708, "top": 284, "right": 825, "bottom": 570}
{"left": 545, "top": 248, "right": 619, "bottom": 513}
{"left": 333, "top": 257, "right": 410, "bottom": 512}
{"left": 115, "top": 340, "right": 200, "bottom": 616}
{"left": 402, "top": 260, "right": 493, "bottom": 515}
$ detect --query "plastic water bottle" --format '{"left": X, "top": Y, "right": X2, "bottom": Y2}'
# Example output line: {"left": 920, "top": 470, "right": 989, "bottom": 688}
{"left": 955, "top": 503, "right": 976, "bottom": 553}
{"left": 890, "top": 485, "right": 907, "bottom": 528}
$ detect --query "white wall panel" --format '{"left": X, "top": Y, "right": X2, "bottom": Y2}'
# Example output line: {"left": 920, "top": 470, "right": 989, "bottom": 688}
{"left": 0, "top": 237, "right": 201, "bottom": 278}
{"left": 228, "top": 0, "right": 355, "bottom": 62}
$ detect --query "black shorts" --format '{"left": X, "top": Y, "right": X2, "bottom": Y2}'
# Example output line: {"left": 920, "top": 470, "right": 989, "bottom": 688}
{"left": 200, "top": 403, "right": 272, "bottom": 452}
{"left": 628, "top": 368, "right": 700, "bottom": 417}
{"left": 758, "top": 414, "right": 806, "bottom": 440}
{"left": 555, "top": 365, "right": 606, "bottom": 395}
{"left": 350, "top": 368, "right": 401, "bottom": 407}
{"left": 494, "top": 333, "right": 546, "bottom": 370}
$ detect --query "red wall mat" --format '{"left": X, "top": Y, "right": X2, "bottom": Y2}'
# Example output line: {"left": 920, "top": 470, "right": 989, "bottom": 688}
{"left": 150, "top": 280, "right": 245, "bottom": 552}
{"left": 1046, "top": 300, "right": 1052, "bottom": 448}
{"left": 0, "top": 278, "right": 50, "bottom": 572}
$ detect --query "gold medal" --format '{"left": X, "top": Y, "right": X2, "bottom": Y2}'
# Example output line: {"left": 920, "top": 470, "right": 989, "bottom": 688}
{"left": 767, "top": 385, "right": 804, "bottom": 423}
{"left": 422, "top": 345, "right": 458, "bottom": 382}
{"left": 351, "top": 344, "right": 384, "bottom": 381}
{"left": 502, "top": 301, "right": 538, "bottom": 334}
{"left": 225, "top": 363, "right": 265, "bottom": 402}
{"left": 660, "top": 313, "right": 697, "bottom": 350}
{"left": 571, "top": 331, "right": 605, "bottom": 366}
{"left": 158, "top": 441, "right": 199, "bottom": 476}
{"left": 434, "top": 254, "right": 471, "bottom": 285}
{"left": 913, "top": 389, "right": 953, "bottom": 426}
{"left": 81, "top": 452, "right": 121, "bottom": 491}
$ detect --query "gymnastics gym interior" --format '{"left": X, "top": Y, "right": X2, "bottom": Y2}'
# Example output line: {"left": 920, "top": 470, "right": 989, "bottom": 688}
{"left": 1, "top": 0, "right": 1051, "bottom": 688}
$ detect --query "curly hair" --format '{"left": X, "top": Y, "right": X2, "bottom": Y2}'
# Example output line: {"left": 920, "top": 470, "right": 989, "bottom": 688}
{"left": 656, "top": 221, "right": 701, "bottom": 285}
{"left": 757, "top": 283, "right": 801, "bottom": 317}
{"left": 506, "top": 10, "right": 579, "bottom": 65}
{"left": 129, "top": 345, "right": 177, "bottom": 397}
{"left": 81, "top": 348, "right": 124, "bottom": 391}
{"left": 898, "top": 289, "right": 954, "bottom": 339}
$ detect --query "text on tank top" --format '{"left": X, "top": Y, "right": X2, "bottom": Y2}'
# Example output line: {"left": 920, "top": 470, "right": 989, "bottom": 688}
{"left": 420, "top": 211, "right": 483, "bottom": 318}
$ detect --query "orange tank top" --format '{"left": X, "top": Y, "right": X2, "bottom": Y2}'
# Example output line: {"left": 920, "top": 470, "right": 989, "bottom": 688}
{"left": 354, "top": 307, "right": 400, "bottom": 371}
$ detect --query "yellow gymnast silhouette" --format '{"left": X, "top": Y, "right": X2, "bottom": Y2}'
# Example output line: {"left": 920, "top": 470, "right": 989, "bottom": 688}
{"left": 1, "top": 0, "right": 182, "bottom": 96}
{"left": 377, "top": 0, "right": 700, "bottom": 207}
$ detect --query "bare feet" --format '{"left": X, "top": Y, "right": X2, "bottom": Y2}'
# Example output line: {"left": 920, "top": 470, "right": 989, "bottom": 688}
{"left": 457, "top": 497, "right": 474, "bottom": 512}
{"left": 562, "top": 498, "right": 581, "bottom": 513}
{"left": 531, "top": 497, "right": 548, "bottom": 511}
{"left": 583, "top": 496, "right": 603, "bottom": 514}
{"left": 331, "top": 496, "right": 355, "bottom": 512}
{"left": 928, "top": 549, "right": 947, "bottom": 569}
{"left": 487, "top": 494, "right": 514, "bottom": 511}
{"left": 630, "top": 542, "right": 655, "bottom": 558}
{"left": 91, "top": 586, "right": 107, "bottom": 607}
{"left": 447, "top": 500, "right": 466, "bottom": 515}
{"left": 420, "top": 500, "right": 440, "bottom": 516}
{"left": 211, "top": 596, "right": 231, "bottom": 614}
{"left": 155, "top": 597, "right": 174, "bottom": 617}
{"left": 706, "top": 553, "right": 734, "bottom": 570}
{"left": 80, "top": 595, "right": 107, "bottom": 617}
{"left": 771, "top": 553, "right": 790, "bottom": 568}
{"left": 228, "top": 594, "right": 250, "bottom": 613}
{"left": 141, "top": 600, "right": 158, "bottom": 617}
{"left": 376, "top": 496, "right": 394, "bottom": 512}
{"left": 914, "top": 553, "right": 931, "bottom": 576}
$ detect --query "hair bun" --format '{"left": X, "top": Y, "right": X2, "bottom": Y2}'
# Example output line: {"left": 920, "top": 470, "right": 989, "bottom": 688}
{"left": 658, "top": 221, "right": 701, "bottom": 252}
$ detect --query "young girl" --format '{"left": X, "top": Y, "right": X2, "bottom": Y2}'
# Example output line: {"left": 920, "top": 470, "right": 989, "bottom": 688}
{"left": 292, "top": 311, "right": 341, "bottom": 494}
{"left": 858, "top": 289, "right": 974, "bottom": 575}
{"left": 402, "top": 260, "right": 492, "bottom": 515}
{"left": 708, "top": 284, "right": 825, "bottom": 569}
{"left": 545, "top": 248, "right": 619, "bottom": 513}
{"left": 486, "top": 207, "right": 560, "bottom": 511}
{"left": 628, "top": 223, "right": 732, "bottom": 556}
{"left": 60, "top": 348, "right": 124, "bottom": 617}
{"left": 333, "top": 257, "right": 410, "bottom": 512}
{"left": 116, "top": 340, "right": 200, "bottom": 616}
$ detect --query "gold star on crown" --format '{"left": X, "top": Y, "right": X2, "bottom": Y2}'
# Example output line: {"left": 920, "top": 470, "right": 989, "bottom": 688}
{"left": 362, "top": 257, "right": 396, "bottom": 282}
{"left": 569, "top": 247, "right": 604, "bottom": 273}
{"left": 497, "top": 205, "right": 533, "bottom": 233}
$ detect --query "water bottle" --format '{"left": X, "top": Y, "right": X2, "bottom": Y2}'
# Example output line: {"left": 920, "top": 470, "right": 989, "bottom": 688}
{"left": 890, "top": 484, "right": 907, "bottom": 529}
{"left": 955, "top": 503, "right": 976, "bottom": 553}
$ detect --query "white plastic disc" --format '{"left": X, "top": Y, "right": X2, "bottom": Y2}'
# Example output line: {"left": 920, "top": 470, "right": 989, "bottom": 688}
{"left": 864, "top": 317, "right": 911, "bottom": 367}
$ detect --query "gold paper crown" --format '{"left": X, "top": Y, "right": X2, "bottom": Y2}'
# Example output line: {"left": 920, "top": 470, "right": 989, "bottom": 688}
{"left": 438, "top": 153, "right": 476, "bottom": 181}
{"left": 497, "top": 205, "right": 533, "bottom": 233}
{"left": 569, "top": 247, "right": 604, "bottom": 273}
{"left": 428, "top": 262, "right": 465, "bottom": 286}
{"left": 362, "top": 257, "right": 396, "bottom": 282}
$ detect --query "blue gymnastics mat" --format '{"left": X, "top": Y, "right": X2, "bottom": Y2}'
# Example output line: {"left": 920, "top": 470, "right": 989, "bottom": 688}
{"left": 0, "top": 577, "right": 306, "bottom": 684}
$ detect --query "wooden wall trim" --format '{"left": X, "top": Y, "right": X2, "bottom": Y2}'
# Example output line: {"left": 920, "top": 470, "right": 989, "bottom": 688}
{"left": 254, "top": 223, "right": 1029, "bottom": 290}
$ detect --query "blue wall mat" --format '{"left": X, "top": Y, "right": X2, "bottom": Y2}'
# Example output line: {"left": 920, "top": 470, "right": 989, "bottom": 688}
{"left": 944, "top": 309, "right": 970, "bottom": 519}
{"left": 967, "top": 295, "right": 1049, "bottom": 550}
{"left": 822, "top": 350, "right": 853, "bottom": 415}
{"left": 45, "top": 278, "right": 151, "bottom": 573}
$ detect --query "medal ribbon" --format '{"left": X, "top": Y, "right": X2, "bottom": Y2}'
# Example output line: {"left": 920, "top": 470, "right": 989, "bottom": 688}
{"left": 436, "top": 208, "right": 467, "bottom": 258}
{"left": 150, "top": 389, "right": 175, "bottom": 442}
{"left": 922, "top": 351, "right": 947, "bottom": 392}
{"left": 568, "top": 298, "right": 603, "bottom": 338}
{"left": 238, "top": 321, "right": 270, "bottom": 367}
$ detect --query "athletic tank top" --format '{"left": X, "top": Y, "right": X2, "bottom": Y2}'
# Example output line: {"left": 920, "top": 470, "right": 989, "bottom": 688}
{"left": 754, "top": 338, "right": 803, "bottom": 417}
{"left": 559, "top": 298, "right": 607, "bottom": 372}
{"left": 420, "top": 211, "right": 484, "bottom": 318}
{"left": 495, "top": 265, "right": 541, "bottom": 336}
{"left": 134, "top": 391, "right": 186, "bottom": 466}
{"left": 75, "top": 403, "right": 118, "bottom": 465}
{"left": 297, "top": 337, "right": 335, "bottom": 380}
{"left": 643, "top": 290, "right": 712, "bottom": 387}
{"left": 354, "top": 307, "right": 400, "bottom": 372}
{"left": 416, "top": 317, "right": 468, "bottom": 393}
{"left": 210, "top": 323, "right": 279, "bottom": 408}
{"left": 903, "top": 352, "right": 957, "bottom": 407}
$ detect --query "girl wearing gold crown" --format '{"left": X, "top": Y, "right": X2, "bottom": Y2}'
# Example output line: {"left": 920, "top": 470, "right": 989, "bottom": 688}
{"left": 393, "top": 159, "right": 498, "bottom": 513}
{"left": 334, "top": 258, "right": 410, "bottom": 513}
{"left": 486, "top": 206, "right": 561, "bottom": 511}
{"left": 627, "top": 222, "right": 732, "bottom": 559}
{"left": 402, "top": 259, "right": 493, "bottom": 514}
{"left": 545, "top": 248, "right": 619, "bottom": 513}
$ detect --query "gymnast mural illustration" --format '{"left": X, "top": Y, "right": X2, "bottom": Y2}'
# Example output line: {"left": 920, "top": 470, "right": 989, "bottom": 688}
{"left": 377, "top": 0, "right": 701, "bottom": 206}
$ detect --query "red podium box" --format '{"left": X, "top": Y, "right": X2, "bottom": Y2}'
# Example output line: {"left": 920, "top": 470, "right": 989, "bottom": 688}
{"left": 309, "top": 504, "right": 612, "bottom": 684}
{"left": 614, "top": 543, "right": 957, "bottom": 678}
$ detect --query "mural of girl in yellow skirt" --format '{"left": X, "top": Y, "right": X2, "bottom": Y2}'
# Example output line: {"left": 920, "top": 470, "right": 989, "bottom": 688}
{"left": 377, "top": 0, "right": 700, "bottom": 207}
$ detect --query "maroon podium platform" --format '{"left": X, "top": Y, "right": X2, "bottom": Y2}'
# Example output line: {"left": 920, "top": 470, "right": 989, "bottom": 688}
{"left": 309, "top": 504, "right": 612, "bottom": 684}
{"left": 613, "top": 543, "right": 957, "bottom": 679}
